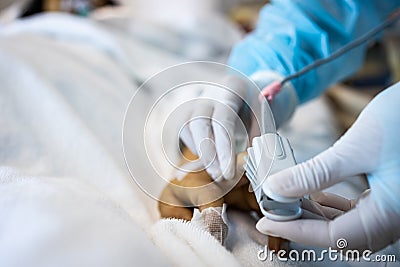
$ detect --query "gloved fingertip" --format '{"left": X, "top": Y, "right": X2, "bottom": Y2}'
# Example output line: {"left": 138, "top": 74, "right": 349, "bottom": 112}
{"left": 207, "top": 170, "right": 219, "bottom": 180}
{"left": 265, "top": 169, "right": 303, "bottom": 198}
{"left": 256, "top": 218, "right": 271, "bottom": 233}
{"left": 262, "top": 180, "right": 283, "bottom": 198}
{"left": 265, "top": 174, "right": 283, "bottom": 192}
{"left": 222, "top": 165, "right": 236, "bottom": 180}
{"left": 200, "top": 155, "right": 221, "bottom": 179}
{"left": 217, "top": 153, "right": 235, "bottom": 180}
{"left": 207, "top": 165, "right": 222, "bottom": 180}
{"left": 223, "top": 174, "right": 233, "bottom": 180}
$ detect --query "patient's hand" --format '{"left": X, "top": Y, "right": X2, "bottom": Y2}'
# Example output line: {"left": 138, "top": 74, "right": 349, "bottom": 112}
{"left": 158, "top": 148, "right": 259, "bottom": 245}
{"left": 158, "top": 148, "right": 259, "bottom": 221}
{"left": 158, "top": 171, "right": 224, "bottom": 221}
{"left": 158, "top": 147, "right": 288, "bottom": 250}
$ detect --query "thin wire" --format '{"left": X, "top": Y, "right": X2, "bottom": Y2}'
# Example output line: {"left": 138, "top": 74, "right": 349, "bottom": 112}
{"left": 281, "top": 9, "right": 400, "bottom": 86}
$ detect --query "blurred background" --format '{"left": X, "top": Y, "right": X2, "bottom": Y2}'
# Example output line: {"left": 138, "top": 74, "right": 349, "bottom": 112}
{"left": 6, "top": 0, "right": 398, "bottom": 133}
{"left": 0, "top": 0, "right": 399, "bottom": 159}
{"left": 0, "top": 2, "right": 399, "bottom": 266}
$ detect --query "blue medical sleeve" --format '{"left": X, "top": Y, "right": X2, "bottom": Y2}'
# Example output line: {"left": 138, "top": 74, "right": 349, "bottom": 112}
{"left": 228, "top": 0, "right": 399, "bottom": 104}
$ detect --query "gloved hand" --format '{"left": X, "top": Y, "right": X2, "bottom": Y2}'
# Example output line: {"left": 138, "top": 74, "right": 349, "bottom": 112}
{"left": 158, "top": 148, "right": 257, "bottom": 245}
{"left": 180, "top": 71, "right": 298, "bottom": 180}
{"left": 256, "top": 82, "right": 400, "bottom": 252}
{"left": 179, "top": 75, "right": 249, "bottom": 180}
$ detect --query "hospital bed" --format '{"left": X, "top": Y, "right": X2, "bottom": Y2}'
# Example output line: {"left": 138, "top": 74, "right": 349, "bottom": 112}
{"left": 0, "top": 9, "right": 398, "bottom": 267}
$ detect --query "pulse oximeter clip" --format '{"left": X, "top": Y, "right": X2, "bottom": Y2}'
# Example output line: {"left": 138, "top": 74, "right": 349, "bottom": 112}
{"left": 245, "top": 133, "right": 302, "bottom": 221}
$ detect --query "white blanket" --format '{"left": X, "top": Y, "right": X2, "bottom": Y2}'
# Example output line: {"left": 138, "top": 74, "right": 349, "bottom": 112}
{"left": 1, "top": 12, "right": 397, "bottom": 267}
{"left": 0, "top": 12, "right": 243, "bottom": 267}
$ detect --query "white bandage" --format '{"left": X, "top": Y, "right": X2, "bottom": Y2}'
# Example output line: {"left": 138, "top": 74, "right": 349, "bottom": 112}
{"left": 191, "top": 204, "right": 228, "bottom": 245}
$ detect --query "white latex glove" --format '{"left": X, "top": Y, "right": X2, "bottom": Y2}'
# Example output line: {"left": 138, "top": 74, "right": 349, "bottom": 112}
{"left": 180, "top": 72, "right": 298, "bottom": 180}
{"left": 179, "top": 75, "right": 249, "bottom": 180}
{"left": 257, "top": 82, "right": 400, "bottom": 252}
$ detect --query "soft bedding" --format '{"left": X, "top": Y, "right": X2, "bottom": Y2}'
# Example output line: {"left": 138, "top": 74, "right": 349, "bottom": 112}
{"left": 1, "top": 11, "right": 397, "bottom": 267}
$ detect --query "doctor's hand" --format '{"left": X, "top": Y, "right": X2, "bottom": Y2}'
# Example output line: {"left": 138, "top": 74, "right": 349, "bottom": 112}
{"left": 179, "top": 71, "right": 298, "bottom": 181}
{"left": 179, "top": 75, "right": 250, "bottom": 180}
{"left": 257, "top": 82, "right": 400, "bottom": 252}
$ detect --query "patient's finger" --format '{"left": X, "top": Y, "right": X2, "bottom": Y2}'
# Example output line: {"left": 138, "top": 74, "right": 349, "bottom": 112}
{"left": 158, "top": 201, "right": 193, "bottom": 221}
{"left": 301, "top": 209, "right": 327, "bottom": 220}
{"left": 302, "top": 198, "right": 344, "bottom": 219}
{"left": 158, "top": 183, "right": 193, "bottom": 220}
{"left": 170, "top": 173, "right": 224, "bottom": 209}
{"left": 310, "top": 192, "right": 353, "bottom": 212}
{"left": 212, "top": 104, "right": 237, "bottom": 180}
{"left": 224, "top": 183, "right": 259, "bottom": 212}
